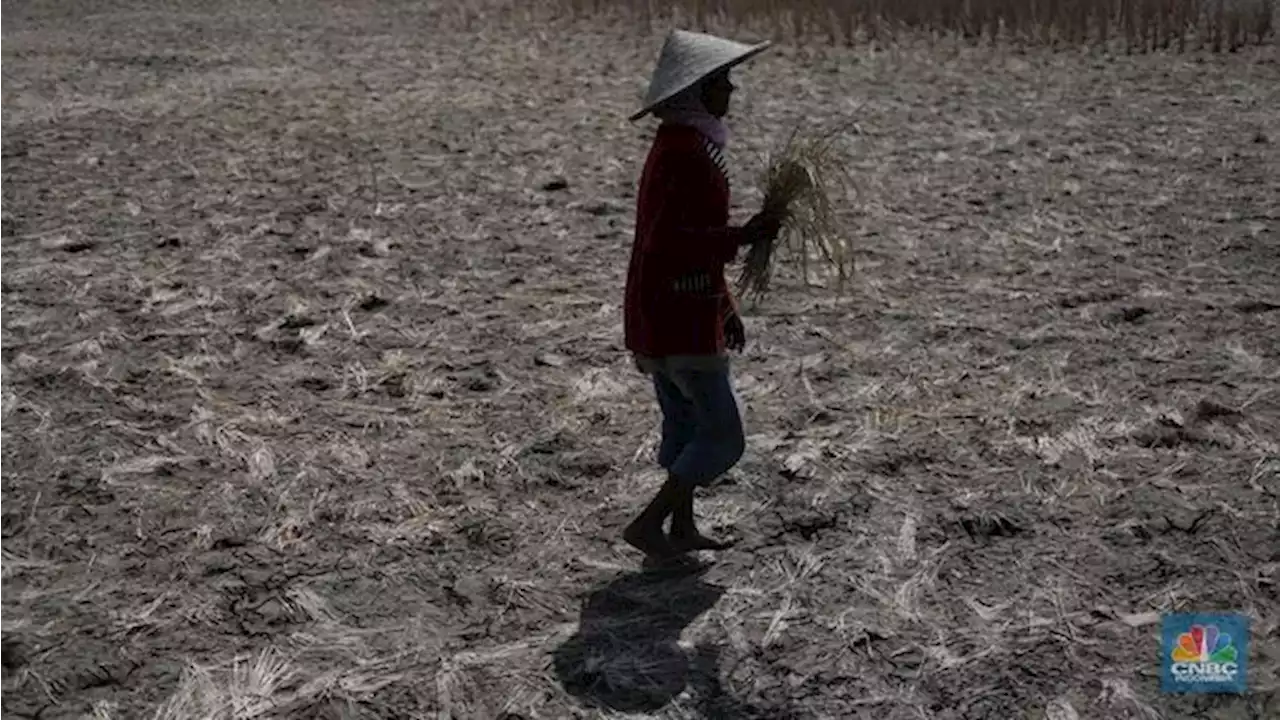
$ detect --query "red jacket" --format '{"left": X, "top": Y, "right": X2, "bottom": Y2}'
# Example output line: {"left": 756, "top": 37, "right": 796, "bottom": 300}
{"left": 624, "top": 124, "right": 742, "bottom": 358}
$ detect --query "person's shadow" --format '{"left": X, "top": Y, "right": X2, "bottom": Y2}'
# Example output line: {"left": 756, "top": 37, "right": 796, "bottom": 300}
{"left": 551, "top": 561, "right": 725, "bottom": 714}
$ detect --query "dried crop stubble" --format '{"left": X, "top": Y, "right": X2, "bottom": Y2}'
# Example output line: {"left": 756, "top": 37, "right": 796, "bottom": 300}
{"left": 738, "top": 125, "right": 856, "bottom": 301}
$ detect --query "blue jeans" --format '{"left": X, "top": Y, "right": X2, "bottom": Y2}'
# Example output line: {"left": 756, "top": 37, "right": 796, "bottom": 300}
{"left": 651, "top": 363, "right": 745, "bottom": 487}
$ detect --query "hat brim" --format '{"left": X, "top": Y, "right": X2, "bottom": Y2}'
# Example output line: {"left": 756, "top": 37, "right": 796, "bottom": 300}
{"left": 628, "top": 41, "right": 771, "bottom": 122}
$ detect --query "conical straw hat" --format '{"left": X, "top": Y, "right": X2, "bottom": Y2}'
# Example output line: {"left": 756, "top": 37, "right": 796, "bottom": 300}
{"left": 630, "top": 29, "right": 771, "bottom": 122}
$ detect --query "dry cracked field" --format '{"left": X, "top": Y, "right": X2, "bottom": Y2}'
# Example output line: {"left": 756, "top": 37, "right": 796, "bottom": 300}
{"left": 2, "top": 1, "right": 1279, "bottom": 718}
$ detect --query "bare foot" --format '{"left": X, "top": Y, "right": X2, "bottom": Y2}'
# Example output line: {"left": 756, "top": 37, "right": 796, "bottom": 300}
{"left": 669, "top": 530, "right": 735, "bottom": 552}
{"left": 624, "top": 520, "right": 678, "bottom": 559}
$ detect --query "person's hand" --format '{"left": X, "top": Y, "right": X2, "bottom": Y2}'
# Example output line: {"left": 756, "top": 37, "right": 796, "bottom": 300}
{"left": 742, "top": 208, "right": 783, "bottom": 246}
{"left": 724, "top": 312, "right": 746, "bottom": 352}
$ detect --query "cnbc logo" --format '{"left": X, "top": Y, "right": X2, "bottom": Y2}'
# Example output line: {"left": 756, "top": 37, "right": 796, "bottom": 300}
{"left": 1171, "top": 625, "right": 1238, "bottom": 678}
{"left": 1161, "top": 613, "right": 1249, "bottom": 694}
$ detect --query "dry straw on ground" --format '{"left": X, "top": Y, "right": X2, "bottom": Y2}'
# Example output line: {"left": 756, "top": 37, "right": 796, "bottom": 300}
{"left": 738, "top": 126, "right": 854, "bottom": 301}
{"left": 3, "top": 1, "right": 1278, "bottom": 718}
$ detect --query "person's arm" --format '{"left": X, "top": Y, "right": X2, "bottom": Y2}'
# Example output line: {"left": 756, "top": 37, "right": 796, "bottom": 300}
{"left": 651, "top": 202, "right": 745, "bottom": 268}
{"left": 721, "top": 282, "right": 747, "bottom": 350}
{"left": 721, "top": 281, "right": 740, "bottom": 319}
{"left": 643, "top": 151, "right": 747, "bottom": 270}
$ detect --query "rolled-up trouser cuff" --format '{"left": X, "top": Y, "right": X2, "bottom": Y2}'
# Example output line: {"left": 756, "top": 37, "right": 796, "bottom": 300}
{"left": 651, "top": 362, "right": 745, "bottom": 487}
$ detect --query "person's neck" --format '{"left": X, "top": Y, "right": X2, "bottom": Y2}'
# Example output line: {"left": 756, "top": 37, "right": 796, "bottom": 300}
{"left": 659, "top": 109, "right": 729, "bottom": 149}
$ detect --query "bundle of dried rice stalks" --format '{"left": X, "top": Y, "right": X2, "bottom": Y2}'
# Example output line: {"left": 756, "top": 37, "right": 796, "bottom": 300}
{"left": 737, "top": 125, "right": 854, "bottom": 301}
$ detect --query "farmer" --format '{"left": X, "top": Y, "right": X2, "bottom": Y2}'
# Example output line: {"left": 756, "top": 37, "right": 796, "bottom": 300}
{"left": 623, "top": 29, "right": 781, "bottom": 560}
